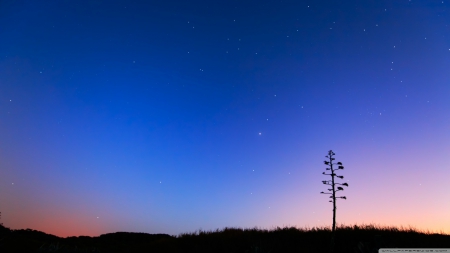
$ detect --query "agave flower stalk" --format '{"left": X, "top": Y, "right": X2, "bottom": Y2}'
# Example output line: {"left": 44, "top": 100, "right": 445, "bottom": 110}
{"left": 320, "top": 150, "right": 348, "bottom": 253}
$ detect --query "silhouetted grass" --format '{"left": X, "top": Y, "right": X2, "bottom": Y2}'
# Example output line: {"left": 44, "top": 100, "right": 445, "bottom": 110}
{"left": 1, "top": 222, "right": 449, "bottom": 253}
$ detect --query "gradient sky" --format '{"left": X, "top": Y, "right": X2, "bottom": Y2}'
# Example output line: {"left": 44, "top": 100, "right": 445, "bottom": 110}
{"left": 1, "top": 0, "right": 449, "bottom": 238}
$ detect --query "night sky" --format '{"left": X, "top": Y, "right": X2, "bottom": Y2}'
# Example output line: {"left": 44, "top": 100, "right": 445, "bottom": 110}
{"left": 1, "top": 0, "right": 449, "bottom": 238}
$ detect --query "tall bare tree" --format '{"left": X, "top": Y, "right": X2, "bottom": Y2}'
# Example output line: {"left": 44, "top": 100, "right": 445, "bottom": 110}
{"left": 320, "top": 150, "right": 348, "bottom": 253}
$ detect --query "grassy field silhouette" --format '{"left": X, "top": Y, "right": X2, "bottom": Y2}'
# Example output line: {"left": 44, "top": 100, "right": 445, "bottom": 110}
{"left": 1, "top": 222, "right": 449, "bottom": 253}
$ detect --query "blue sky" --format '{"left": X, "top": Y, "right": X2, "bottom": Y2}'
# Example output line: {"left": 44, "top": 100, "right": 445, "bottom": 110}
{"left": 0, "top": 0, "right": 449, "bottom": 237}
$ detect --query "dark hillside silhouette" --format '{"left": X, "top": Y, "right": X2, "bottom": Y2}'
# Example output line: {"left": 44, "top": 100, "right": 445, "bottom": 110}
{"left": 0, "top": 222, "right": 449, "bottom": 253}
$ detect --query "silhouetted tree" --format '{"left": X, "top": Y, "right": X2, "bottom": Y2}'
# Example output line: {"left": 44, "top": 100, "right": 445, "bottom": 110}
{"left": 320, "top": 150, "right": 348, "bottom": 253}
